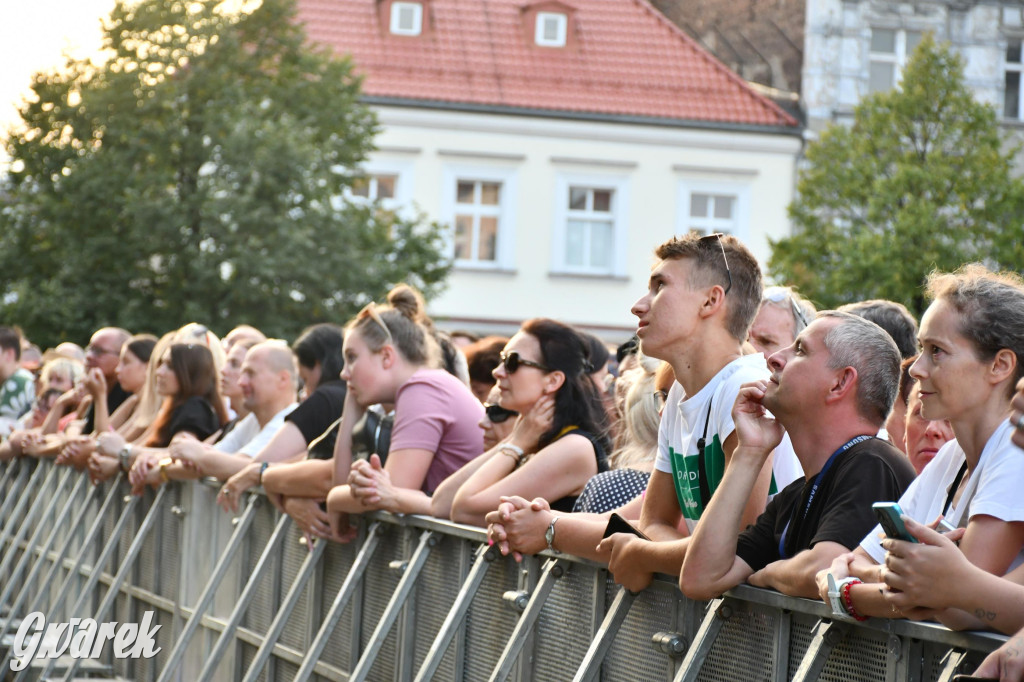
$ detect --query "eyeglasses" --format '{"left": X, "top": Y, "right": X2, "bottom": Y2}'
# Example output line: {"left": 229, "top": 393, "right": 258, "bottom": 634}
{"left": 764, "top": 286, "right": 810, "bottom": 330}
{"left": 359, "top": 303, "right": 394, "bottom": 347}
{"left": 85, "top": 345, "right": 118, "bottom": 357}
{"left": 483, "top": 402, "right": 518, "bottom": 423}
{"left": 653, "top": 390, "right": 668, "bottom": 410}
{"left": 500, "top": 350, "right": 551, "bottom": 374}
{"left": 700, "top": 233, "right": 732, "bottom": 295}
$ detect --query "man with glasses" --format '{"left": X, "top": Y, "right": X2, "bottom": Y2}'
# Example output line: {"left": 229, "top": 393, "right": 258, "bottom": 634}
{"left": 0, "top": 326, "right": 36, "bottom": 438}
{"left": 748, "top": 286, "right": 817, "bottom": 358}
{"left": 81, "top": 327, "right": 132, "bottom": 434}
{"left": 487, "top": 233, "right": 802, "bottom": 592}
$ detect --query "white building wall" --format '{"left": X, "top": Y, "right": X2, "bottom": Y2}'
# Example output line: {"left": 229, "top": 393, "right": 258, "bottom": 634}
{"left": 366, "top": 105, "right": 802, "bottom": 337}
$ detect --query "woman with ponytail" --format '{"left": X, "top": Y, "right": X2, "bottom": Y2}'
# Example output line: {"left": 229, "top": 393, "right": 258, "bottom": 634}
{"left": 324, "top": 285, "right": 484, "bottom": 528}
{"left": 431, "top": 318, "right": 610, "bottom": 527}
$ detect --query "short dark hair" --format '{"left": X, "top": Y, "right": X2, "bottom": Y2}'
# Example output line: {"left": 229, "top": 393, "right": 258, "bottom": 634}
{"left": 838, "top": 300, "right": 918, "bottom": 359}
{"left": 292, "top": 323, "right": 345, "bottom": 388}
{"left": 579, "top": 331, "right": 610, "bottom": 374}
{"left": 464, "top": 336, "right": 508, "bottom": 385}
{"left": 0, "top": 326, "right": 23, "bottom": 361}
{"left": 654, "top": 233, "right": 763, "bottom": 342}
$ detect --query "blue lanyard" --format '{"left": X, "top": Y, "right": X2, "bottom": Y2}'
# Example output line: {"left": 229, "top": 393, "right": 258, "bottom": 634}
{"left": 777, "top": 435, "right": 873, "bottom": 559}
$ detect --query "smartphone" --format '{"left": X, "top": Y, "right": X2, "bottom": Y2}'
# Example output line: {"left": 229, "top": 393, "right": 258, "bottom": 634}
{"left": 603, "top": 513, "right": 650, "bottom": 541}
{"left": 950, "top": 676, "right": 998, "bottom": 681}
{"left": 872, "top": 502, "right": 918, "bottom": 543}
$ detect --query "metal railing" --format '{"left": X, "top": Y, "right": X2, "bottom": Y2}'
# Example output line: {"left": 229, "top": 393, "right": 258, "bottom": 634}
{"left": 0, "top": 457, "right": 1007, "bottom": 681}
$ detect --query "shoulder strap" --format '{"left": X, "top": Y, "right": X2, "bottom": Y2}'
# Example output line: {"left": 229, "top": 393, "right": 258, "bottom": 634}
{"left": 696, "top": 399, "right": 714, "bottom": 509}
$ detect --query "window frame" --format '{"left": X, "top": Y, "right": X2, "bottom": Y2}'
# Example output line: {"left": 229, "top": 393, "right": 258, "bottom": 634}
{"left": 390, "top": 1, "right": 423, "bottom": 36}
{"left": 867, "top": 28, "right": 921, "bottom": 94}
{"left": 550, "top": 173, "right": 629, "bottom": 277}
{"left": 344, "top": 158, "right": 415, "bottom": 218}
{"left": 675, "top": 180, "right": 751, "bottom": 242}
{"left": 535, "top": 12, "right": 568, "bottom": 48}
{"left": 441, "top": 164, "right": 518, "bottom": 270}
{"left": 1005, "top": 38, "right": 1024, "bottom": 121}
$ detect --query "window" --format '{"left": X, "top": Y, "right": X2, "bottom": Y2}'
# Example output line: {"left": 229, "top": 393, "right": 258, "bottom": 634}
{"left": 1006, "top": 40, "right": 1023, "bottom": 120}
{"left": 869, "top": 29, "right": 921, "bottom": 93}
{"left": 535, "top": 12, "right": 567, "bottom": 47}
{"left": 350, "top": 174, "right": 398, "bottom": 201}
{"left": 551, "top": 174, "right": 628, "bottom": 276}
{"left": 454, "top": 180, "right": 502, "bottom": 264}
{"left": 676, "top": 181, "right": 750, "bottom": 241}
{"left": 390, "top": 2, "right": 422, "bottom": 36}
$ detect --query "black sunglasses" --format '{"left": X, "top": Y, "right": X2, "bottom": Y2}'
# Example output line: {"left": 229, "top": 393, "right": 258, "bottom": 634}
{"left": 483, "top": 403, "right": 518, "bottom": 423}
{"left": 699, "top": 233, "right": 732, "bottom": 295}
{"left": 500, "top": 350, "right": 551, "bottom": 374}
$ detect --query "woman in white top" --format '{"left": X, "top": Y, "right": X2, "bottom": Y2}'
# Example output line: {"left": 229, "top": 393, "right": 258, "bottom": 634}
{"left": 817, "top": 264, "right": 1024, "bottom": 627}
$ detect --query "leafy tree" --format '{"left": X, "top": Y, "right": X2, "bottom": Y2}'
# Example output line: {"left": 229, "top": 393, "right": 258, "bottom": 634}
{"left": 769, "top": 35, "right": 1024, "bottom": 314}
{"left": 0, "top": 0, "right": 451, "bottom": 345}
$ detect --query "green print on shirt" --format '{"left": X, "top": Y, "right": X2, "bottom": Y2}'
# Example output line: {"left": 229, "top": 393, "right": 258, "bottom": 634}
{"left": 669, "top": 435, "right": 780, "bottom": 521}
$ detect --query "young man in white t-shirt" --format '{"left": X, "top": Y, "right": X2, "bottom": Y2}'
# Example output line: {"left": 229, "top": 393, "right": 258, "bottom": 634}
{"left": 486, "top": 234, "right": 802, "bottom": 592}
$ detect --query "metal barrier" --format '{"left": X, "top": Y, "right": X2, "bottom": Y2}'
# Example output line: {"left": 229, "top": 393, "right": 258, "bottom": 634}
{"left": 0, "top": 458, "right": 1007, "bottom": 681}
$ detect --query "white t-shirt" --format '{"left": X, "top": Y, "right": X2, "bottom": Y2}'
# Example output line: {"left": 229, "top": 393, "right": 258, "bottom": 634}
{"left": 861, "top": 420, "right": 1024, "bottom": 570}
{"left": 654, "top": 354, "right": 803, "bottom": 532}
{"left": 215, "top": 403, "right": 297, "bottom": 458}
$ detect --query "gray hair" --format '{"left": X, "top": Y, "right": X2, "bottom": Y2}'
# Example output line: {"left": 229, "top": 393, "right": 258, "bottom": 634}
{"left": 926, "top": 264, "right": 1024, "bottom": 397}
{"left": 818, "top": 311, "right": 901, "bottom": 425}
{"left": 763, "top": 286, "right": 817, "bottom": 335}
{"left": 837, "top": 299, "right": 918, "bottom": 359}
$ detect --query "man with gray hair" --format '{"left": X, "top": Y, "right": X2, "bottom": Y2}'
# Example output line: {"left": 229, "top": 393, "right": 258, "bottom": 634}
{"left": 681, "top": 311, "right": 916, "bottom": 600}
{"left": 748, "top": 286, "right": 817, "bottom": 358}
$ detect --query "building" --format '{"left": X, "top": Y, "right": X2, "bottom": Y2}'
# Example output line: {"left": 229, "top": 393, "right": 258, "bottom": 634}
{"left": 297, "top": 0, "right": 801, "bottom": 338}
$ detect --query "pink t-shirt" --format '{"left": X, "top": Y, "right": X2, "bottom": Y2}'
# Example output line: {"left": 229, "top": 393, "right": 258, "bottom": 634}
{"left": 391, "top": 368, "right": 485, "bottom": 494}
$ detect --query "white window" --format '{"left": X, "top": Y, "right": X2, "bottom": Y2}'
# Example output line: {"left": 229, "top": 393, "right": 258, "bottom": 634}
{"left": 441, "top": 166, "right": 517, "bottom": 269}
{"left": 351, "top": 174, "right": 398, "bottom": 201}
{"left": 1006, "top": 40, "right": 1023, "bottom": 120}
{"left": 868, "top": 29, "right": 921, "bottom": 93}
{"left": 551, "top": 174, "right": 628, "bottom": 276}
{"left": 676, "top": 181, "right": 750, "bottom": 240}
{"left": 344, "top": 159, "right": 415, "bottom": 218}
{"left": 535, "top": 12, "right": 567, "bottom": 47}
{"left": 390, "top": 2, "right": 422, "bottom": 36}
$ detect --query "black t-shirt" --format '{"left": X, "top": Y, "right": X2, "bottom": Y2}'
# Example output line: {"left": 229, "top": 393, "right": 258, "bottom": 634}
{"left": 157, "top": 396, "right": 220, "bottom": 447}
{"left": 736, "top": 437, "right": 916, "bottom": 572}
{"left": 549, "top": 428, "right": 610, "bottom": 513}
{"left": 285, "top": 380, "right": 346, "bottom": 448}
{"left": 83, "top": 381, "right": 132, "bottom": 434}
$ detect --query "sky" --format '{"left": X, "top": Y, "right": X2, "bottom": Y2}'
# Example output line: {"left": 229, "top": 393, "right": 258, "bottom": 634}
{"left": 0, "top": 0, "right": 116, "bottom": 135}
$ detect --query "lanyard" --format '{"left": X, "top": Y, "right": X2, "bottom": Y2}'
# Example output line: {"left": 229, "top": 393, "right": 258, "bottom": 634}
{"left": 778, "top": 434, "right": 873, "bottom": 559}
{"left": 942, "top": 461, "right": 968, "bottom": 518}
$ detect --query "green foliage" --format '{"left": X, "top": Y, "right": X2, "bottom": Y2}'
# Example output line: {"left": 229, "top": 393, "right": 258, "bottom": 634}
{"left": 0, "top": 0, "right": 451, "bottom": 346}
{"left": 770, "top": 35, "right": 1024, "bottom": 315}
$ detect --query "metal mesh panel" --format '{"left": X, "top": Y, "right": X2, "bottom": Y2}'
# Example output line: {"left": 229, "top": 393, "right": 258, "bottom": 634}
{"left": 273, "top": 657, "right": 301, "bottom": 682}
{"left": 531, "top": 564, "right": 596, "bottom": 682}
{"left": 602, "top": 582, "right": 678, "bottom": 681}
{"left": 462, "top": 553, "right": 521, "bottom": 682}
{"left": 817, "top": 628, "right": 889, "bottom": 682}
{"left": 359, "top": 526, "right": 404, "bottom": 682}
{"left": 157, "top": 487, "right": 181, "bottom": 600}
{"left": 921, "top": 643, "right": 987, "bottom": 682}
{"left": 319, "top": 539, "right": 358, "bottom": 672}
{"left": 277, "top": 526, "right": 314, "bottom": 650}
{"left": 410, "top": 534, "right": 464, "bottom": 680}
{"left": 696, "top": 601, "right": 778, "bottom": 682}
{"left": 788, "top": 613, "right": 816, "bottom": 674}
{"left": 243, "top": 502, "right": 280, "bottom": 634}
{"left": 239, "top": 640, "right": 265, "bottom": 682}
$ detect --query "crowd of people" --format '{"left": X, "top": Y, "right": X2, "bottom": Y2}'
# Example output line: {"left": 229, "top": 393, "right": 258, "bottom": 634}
{"left": 2, "top": 231, "right": 1024, "bottom": 679}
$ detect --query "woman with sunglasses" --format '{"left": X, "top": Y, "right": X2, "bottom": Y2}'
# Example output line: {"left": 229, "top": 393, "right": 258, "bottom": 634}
{"left": 324, "top": 285, "right": 484, "bottom": 526}
{"left": 432, "top": 318, "right": 609, "bottom": 527}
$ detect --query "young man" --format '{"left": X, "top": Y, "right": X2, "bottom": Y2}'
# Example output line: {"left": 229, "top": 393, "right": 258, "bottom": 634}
{"left": 681, "top": 312, "right": 915, "bottom": 599}
{"left": 487, "top": 233, "right": 802, "bottom": 591}
{"left": 0, "top": 326, "right": 36, "bottom": 438}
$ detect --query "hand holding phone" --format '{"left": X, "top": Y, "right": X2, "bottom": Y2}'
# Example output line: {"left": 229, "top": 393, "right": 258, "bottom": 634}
{"left": 603, "top": 513, "right": 650, "bottom": 541}
{"left": 873, "top": 502, "right": 918, "bottom": 543}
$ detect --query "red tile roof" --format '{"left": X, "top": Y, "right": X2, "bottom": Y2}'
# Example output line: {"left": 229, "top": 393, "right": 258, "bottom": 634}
{"left": 295, "top": 0, "right": 799, "bottom": 128}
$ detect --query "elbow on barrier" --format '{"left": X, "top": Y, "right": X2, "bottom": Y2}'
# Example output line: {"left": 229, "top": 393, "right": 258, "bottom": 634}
{"left": 0, "top": 458, "right": 1007, "bottom": 681}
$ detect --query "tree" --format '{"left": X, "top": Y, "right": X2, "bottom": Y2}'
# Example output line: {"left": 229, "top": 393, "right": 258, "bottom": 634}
{"left": 0, "top": 0, "right": 451, "bottom": 345}
{"left": 769, "top": 35, "right": 1024, "bottom": 315}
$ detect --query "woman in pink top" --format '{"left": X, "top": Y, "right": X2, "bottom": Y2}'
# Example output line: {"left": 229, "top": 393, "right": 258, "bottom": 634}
{"left": 326, "top": 285, "right": 483, "bottom": 524}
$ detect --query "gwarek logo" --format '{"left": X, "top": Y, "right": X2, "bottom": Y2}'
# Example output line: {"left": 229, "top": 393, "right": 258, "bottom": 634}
{"left": 10, "top": 611, "right": 162, "bottom": 672}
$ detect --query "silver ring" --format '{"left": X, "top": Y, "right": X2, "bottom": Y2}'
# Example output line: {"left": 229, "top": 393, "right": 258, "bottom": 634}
{"left": 1014, "top": 413, "right": 1024, "bottom": 431}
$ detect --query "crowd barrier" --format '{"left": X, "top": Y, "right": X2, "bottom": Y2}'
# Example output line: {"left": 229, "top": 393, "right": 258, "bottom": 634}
{"left": 0, "top": 457, "right": 1007, "bottom": 681}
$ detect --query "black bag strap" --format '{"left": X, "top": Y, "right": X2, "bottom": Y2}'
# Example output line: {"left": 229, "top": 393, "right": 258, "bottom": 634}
{"left": 695, "top": 398, "right": 714, "bottom": 510}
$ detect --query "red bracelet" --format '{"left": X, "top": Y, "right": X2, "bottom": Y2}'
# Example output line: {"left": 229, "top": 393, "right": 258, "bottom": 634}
{"left": 841, "top": 579, "right": 868, "bottom": 621}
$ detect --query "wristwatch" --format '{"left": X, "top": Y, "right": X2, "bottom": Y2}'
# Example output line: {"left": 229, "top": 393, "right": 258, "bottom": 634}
{"left": 544, "top": 517, "right": 559, "bottom": 552}
{"left": 118, "top": 444, "right": 133, "bottom": 473}
{"left": 826, "top": 573, "right": 859, "bottom": 621}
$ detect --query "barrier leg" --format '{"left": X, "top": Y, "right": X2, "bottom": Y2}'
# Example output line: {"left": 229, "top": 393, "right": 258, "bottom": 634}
{"left": 154, "top": 494, "right": 260, "bottom": 682}
{"left": 936, "top": 649, "right": 968, "bottom": 682}
{"left": 487, "top": 558, "right": 569, "bottom": 682}
{"left": 0, "top": 467, "right": 73, "bottom": 611}
{"left": 413, "top": 543, "right": 495, "bottom": 682}
{"left": 196, "top": 513, "right": 293, "bottom": 682}
{"left": 571, "top": 587, "right": 636, "bottom": 682}
{"left": 349, "top": 530, "right": 437, "bottom": 682}
{"left": 239, "top": 535, "right": 327, "bottom": 682}
{"left": 293, "top": 522, "right": 383, "bottom": 682}
{"left": 673, "top": 598, "right": 729, "bottom": 682}
{"left": 790, "top": 619, "right": 849, "bottom": 682}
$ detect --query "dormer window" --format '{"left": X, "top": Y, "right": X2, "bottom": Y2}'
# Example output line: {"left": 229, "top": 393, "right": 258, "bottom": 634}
{"left": 390, "top": 2, "right": 423, "bottom": 36}
{"left": 535, "top": 12, "right": 567, "bottom": 47}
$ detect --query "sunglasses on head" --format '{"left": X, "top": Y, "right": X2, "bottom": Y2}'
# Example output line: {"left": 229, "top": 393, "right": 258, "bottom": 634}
{"left": 500, "top": 350, "right": 551, "bottom": 374}
{"left": 483, "top": 402, "right": 518, "bottom": 423}
{"left": 764, "top": 286, "right": 810, "bottom": 329}
{"left": 698, "top": 232, "right": 733, "bottom": 296}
